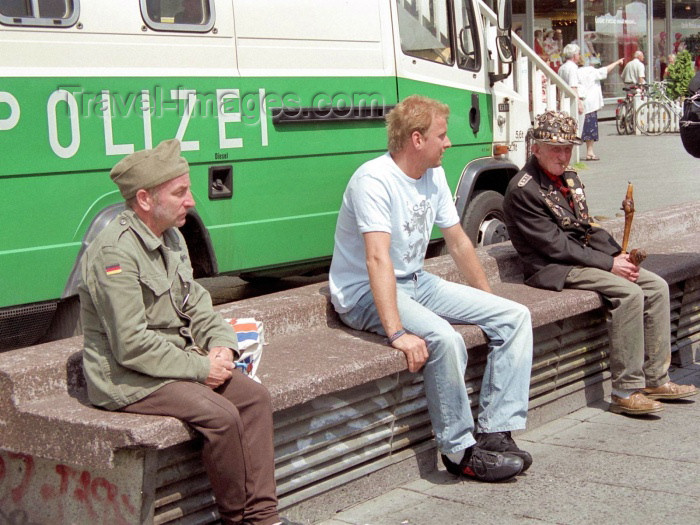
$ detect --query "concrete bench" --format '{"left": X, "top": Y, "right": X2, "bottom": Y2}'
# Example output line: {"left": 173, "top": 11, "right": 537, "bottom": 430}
{"left": 1, "top": 203, "right": 700, "bottom": 524}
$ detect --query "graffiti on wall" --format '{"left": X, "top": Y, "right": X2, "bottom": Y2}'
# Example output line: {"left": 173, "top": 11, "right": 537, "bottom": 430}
{"left": 0, "top": 451, "right": 137, "bottom": 525}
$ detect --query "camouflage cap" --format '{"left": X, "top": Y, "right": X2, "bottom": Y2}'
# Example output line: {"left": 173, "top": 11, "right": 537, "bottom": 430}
{"left": 110, "top": 139, "right": 189, "bottom": 199}
{"left": 529, "top": 110, "right": 583, "bottom": 145}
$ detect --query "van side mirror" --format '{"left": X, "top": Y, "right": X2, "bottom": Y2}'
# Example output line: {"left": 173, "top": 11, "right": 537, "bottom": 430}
{"left": 496, "top": 35, "right": 513, "bottom": 64}
{"left": 489, "top": 1, "right": 514, "bottom": 84}
{"left": 495, "top": 0, "right": 513, "bottom": 64}
{"left": 497, "top": 0, "right": 512, "bottom": 32}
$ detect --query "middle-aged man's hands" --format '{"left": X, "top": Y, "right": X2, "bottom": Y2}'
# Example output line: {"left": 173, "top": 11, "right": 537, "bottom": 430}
{"left": 205, "top": 346, "right": 235, "bottom": 388}
{"left": 611, "top": 253, "right": 640, "bottom": 283}
{"left": 392, "top": 333, "right": 429, "bottom": 373}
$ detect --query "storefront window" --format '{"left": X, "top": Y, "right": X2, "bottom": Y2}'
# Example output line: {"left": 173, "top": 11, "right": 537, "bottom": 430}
{"left": 512, "top": 1, "right": 577, "bottom": 73}
{"left": 512, "top": 1, "right": 649, "bottom": 98}
{"left": 648, "top": 1, "right": 700, "bottom": 81}
{"left": 652, "top": 1, "right": 670, "bottom": 80}
{"left": 585, "top": 1, "right": 649, "bottom": 96}
{"left": 670, "top": 1, "right": 700, "bottom": 61}
{"left": 506, "top": 1, "right": 697, "bottom": 98}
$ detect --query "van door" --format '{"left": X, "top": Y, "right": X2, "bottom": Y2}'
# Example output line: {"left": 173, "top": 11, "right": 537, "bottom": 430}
{"left": 391, "top": 0, "right": 492, "bottom": 193}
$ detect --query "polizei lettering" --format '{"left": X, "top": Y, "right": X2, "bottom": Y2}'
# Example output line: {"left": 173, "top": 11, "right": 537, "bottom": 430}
{"left": 0, "top": 85, "right": 385, "bottom": 163}
{"left": 0, "top": 87, "right": 273, "bottom": 159}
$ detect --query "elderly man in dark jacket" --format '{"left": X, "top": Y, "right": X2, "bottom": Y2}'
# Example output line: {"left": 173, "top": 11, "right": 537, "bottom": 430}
{"left": 503, "top": 111, "right": 696, "bottom": 416}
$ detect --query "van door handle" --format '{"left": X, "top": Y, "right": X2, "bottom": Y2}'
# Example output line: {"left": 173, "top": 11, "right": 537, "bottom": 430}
{"left": 469, "top": 93, "right": 480, "bottom": 135}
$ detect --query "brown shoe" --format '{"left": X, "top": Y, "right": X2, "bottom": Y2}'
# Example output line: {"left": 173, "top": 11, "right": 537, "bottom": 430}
{"left": 609, "top": 392, "right": 664, "bottom": 415}
{"left": 642, "top": 382, "right": 698, "bottom": 400}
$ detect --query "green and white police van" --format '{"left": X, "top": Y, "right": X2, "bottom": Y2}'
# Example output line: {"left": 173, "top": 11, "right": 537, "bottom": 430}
{"left": 0, "top": 0, "right": 559, "bottom": 346}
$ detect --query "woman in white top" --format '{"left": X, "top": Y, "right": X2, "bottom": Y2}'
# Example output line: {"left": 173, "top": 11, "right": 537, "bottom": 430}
{"left": 577, "top": 58, "right": 624, "bottom": 161}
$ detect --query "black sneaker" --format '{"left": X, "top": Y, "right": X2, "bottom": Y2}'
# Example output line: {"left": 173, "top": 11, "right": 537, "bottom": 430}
{"left": 441, "top": 446, "right": 523, "bottom": 482}
{"left": 475, "top": 431, "right": 533, "bottom": 472}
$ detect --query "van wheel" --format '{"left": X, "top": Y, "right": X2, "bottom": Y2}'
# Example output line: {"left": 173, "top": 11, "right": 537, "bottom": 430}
{"left": 40, "top": 296, "right": 82, "bottom": 343}
{"left": 462, "top": 190, "right": 509, "bottom": 247}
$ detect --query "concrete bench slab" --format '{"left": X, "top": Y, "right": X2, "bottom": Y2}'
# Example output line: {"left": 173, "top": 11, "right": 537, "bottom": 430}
{"left": 1, "top": 203, "right": 699, "bottom": 524}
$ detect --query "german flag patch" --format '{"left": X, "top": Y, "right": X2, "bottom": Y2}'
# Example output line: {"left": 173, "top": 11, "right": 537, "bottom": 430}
{"left": 105, "top": 264, "right": 122, "bottom": 276}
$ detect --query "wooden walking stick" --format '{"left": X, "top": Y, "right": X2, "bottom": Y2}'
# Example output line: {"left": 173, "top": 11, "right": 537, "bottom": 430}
{"left": 620, "top": 182, "right": 647, "bottom": 265}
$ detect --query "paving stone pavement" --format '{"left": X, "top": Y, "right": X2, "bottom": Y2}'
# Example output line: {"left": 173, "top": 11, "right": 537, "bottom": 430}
{"left": 571, "top": 119, "right": 699, "bottom": 221}
{"left": 315, "top": 362, "right": 700, "bottom": 525}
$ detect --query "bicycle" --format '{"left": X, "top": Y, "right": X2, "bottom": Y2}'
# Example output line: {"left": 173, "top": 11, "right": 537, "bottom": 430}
{"left": 615, "top": 85, "right": 639, "bottom": 135}
{"left": 635, "top": 81, "right": 682, "bottom": 136}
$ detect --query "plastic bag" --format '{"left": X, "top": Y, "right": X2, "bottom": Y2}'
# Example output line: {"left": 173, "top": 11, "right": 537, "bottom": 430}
{"left": 225, "top": 317, "right": 265, "bottom": 382}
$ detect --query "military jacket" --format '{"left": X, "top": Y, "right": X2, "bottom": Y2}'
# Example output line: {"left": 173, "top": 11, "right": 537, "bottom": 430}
{"left": 503, "top": 156, "right": 621, "bottom": 291}
{"left": 79, "top": 209, "right": 238, "bottom": 410}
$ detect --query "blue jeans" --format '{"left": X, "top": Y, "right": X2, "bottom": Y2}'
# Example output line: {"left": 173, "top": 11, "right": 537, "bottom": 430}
{"left": 339, "top": 270, "right": 533, "bottom": 455}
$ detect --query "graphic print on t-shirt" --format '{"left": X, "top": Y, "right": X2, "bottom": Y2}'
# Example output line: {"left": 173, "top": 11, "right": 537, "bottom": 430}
{"left": 402, "top": 199, "right": 434, "bottom": 263}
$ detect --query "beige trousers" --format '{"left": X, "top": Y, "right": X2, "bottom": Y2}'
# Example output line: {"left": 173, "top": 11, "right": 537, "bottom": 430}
{"left": 565, "top": 266, "right": 671, "bottom": 390}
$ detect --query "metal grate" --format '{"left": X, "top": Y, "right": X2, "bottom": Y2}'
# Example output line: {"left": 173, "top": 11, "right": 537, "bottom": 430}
{"left": 673, "top": 278, "right": 700, "bottom": 353}
{"left": 151, "top": 278, "right": 700, "bottom": 523}
{"left": 0, "top": 302, "right": 56, "bottom": 351}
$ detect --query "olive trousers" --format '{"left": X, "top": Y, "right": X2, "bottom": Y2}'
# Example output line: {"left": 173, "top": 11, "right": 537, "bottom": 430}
{"left": 122, "top": 372, "right": 279, "bottom": 525}
{"left": 564, "top": 266, "right": 671, "bottom": 390}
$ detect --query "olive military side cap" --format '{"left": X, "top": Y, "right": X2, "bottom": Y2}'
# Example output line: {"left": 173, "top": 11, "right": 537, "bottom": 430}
{"left": 528, "top": 110, "right": 583, "bottom": 145}
{"left": 110, "top": 139, "right": 189, "bottom": 199}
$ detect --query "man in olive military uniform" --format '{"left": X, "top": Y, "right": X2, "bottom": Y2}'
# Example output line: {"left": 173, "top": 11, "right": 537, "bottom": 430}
{"left": 79, "top": 139, "right": 289, "bottom": 525}
{"left": 503, "top": 111, "right": 696, "bottom": 416}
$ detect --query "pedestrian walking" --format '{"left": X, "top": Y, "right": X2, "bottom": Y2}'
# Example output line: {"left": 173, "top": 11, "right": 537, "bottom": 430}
{"left": 578, "top": 58, "right": 624, "bottom": 161}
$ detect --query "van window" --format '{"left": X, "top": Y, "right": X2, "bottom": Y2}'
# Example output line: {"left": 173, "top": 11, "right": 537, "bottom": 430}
{"left": 396, "top": 0, "right": 453, "bottom": 65}
{"left": 141, "top": 0, "right": 214, "bottom": 32}
{"left": 0, "top": 0, "right": 78, "bottom": 26}
{"left": 454, "top": 0, "right": 480, "bottom": 71}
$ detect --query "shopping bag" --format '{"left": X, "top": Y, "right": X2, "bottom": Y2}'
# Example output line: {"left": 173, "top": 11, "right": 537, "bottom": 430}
{"left": 225, "top": 317, "right": 265, "bottom": 382}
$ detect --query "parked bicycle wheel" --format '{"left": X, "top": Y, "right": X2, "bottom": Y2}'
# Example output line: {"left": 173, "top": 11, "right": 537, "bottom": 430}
{"left": 616, "top": 102, "right": 628, "bottom": 135}
{"left": 636, "top": 101, "right": 671, "bottom": 136}
{"left": 624, "top": 102, "right": 635, "bottom": 134}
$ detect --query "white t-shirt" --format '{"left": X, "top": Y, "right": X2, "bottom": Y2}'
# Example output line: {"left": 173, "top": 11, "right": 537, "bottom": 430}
{"left": 578, "top": 66, "right": 608, "bottom": 114}
{"left": 558, "top": 60, "right": 580, "bottom": 89}
{"left": 329, "top": 152, "right": 459, "bottom": 313}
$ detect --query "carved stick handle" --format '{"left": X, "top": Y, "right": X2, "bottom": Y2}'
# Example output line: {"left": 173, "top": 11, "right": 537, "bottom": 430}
{"left": 629, "top": 248, "right": 647, "bottom": 266}
{"left": 620, "top": 182, "right": 634, "bottom": 254}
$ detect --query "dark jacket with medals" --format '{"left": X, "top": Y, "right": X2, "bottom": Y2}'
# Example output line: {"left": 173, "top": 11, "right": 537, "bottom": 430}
{"left": 503, "top": 155, "right": 621, "bottom": 291}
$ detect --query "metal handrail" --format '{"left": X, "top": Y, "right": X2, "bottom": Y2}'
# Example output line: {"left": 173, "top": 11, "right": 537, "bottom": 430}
{"left": 478, "top": 0, "right": 578, "bottom": 121}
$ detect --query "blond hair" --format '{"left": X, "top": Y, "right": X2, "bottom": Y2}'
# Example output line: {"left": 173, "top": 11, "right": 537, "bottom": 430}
{"left": 386, "top": 95, "right": 449, "bottom": 154}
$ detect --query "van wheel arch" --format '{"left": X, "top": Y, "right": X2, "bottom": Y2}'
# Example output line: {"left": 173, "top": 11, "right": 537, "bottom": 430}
{"left": 455, "top": 160, "right": 519, "bottom": 247}
{"left": 179, "top": 212, "right": 218, "bottom": 278}
{"left": 45, "top": 208, "right": 217, "bottom": 343}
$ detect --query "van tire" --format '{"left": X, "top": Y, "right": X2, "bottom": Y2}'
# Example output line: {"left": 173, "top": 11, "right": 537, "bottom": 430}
{"left": 462, "top": 190, "right": 509, "bottom": 247}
